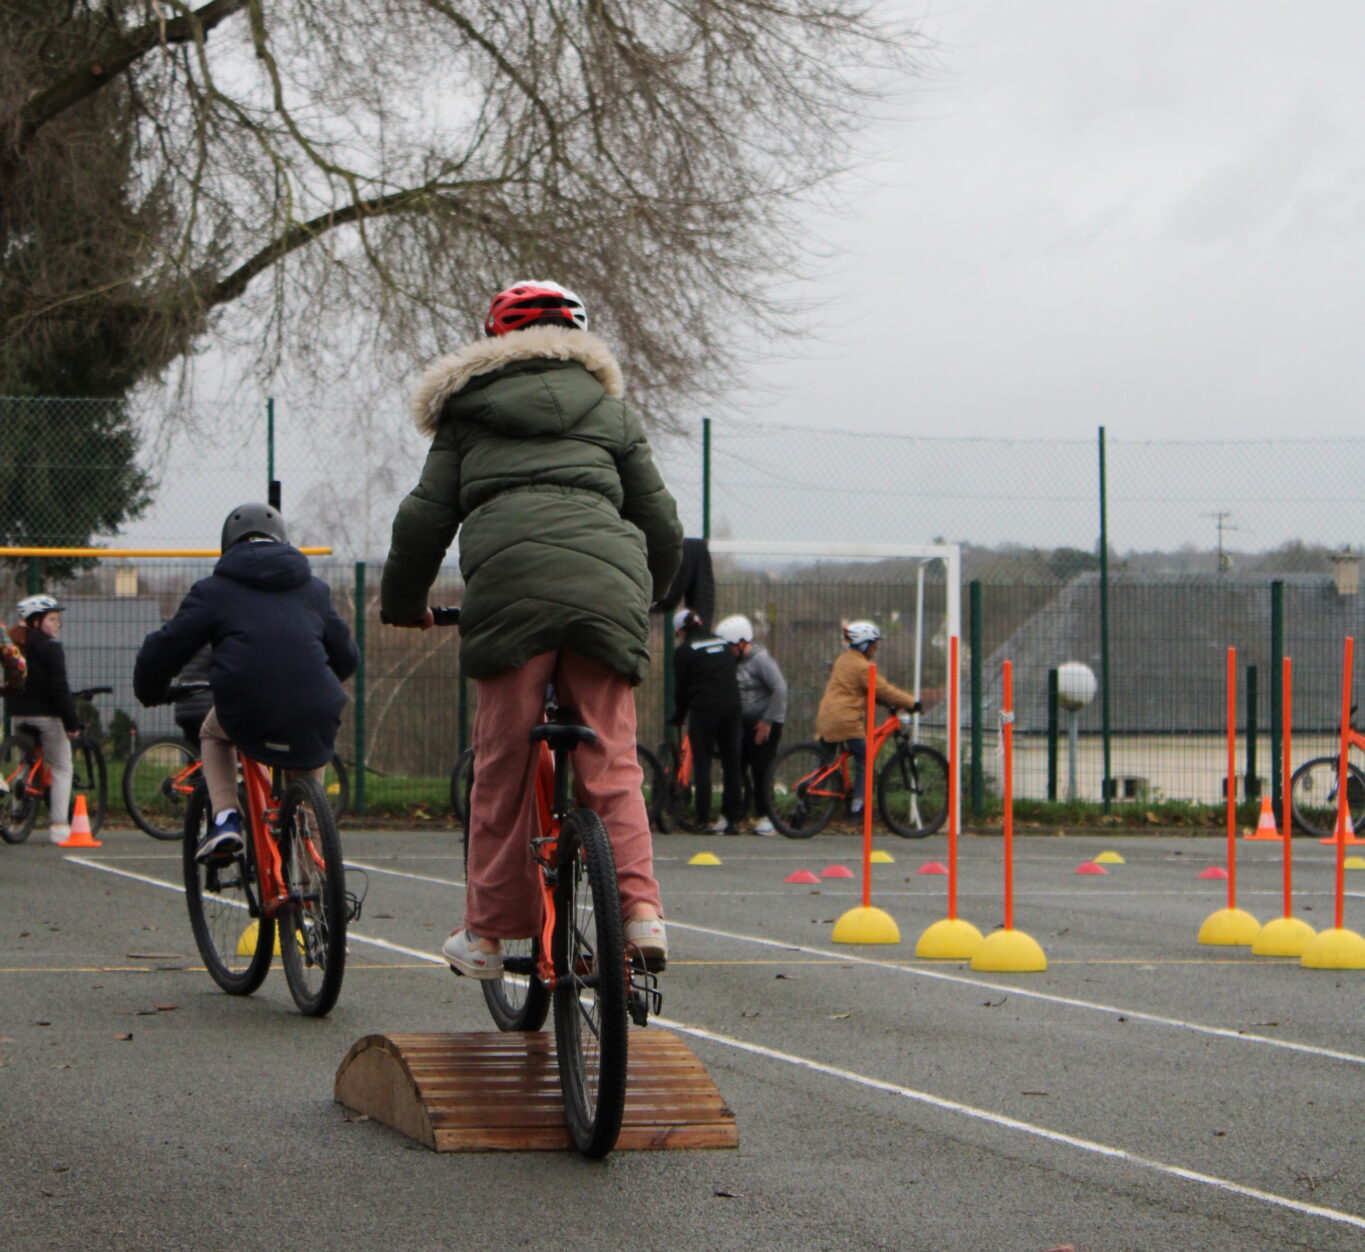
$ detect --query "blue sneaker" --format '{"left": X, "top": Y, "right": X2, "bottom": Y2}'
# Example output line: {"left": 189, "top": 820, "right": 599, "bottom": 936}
{"left": 196, "top": 811, "right": 243, "bottom": 863}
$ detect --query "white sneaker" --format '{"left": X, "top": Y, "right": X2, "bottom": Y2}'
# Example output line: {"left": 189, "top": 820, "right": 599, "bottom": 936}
{"left": 441, "top": 929, "right": 503, "bottom": 980}
{"left": 754, "top": 817, "right": 775, "bottom": 835}
{"left": 49, "top": 826, "right": 70, "bottom": 845}
{"left": 708, "top": 818, "right": 728, "bottom": 834}
{"left": 624, "top": 917, "right": 668, "bottom": 966}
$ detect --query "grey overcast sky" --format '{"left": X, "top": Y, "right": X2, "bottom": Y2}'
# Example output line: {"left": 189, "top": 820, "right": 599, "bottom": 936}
{"left": 736, "top": 0, "right": 1365, "bottom": 442}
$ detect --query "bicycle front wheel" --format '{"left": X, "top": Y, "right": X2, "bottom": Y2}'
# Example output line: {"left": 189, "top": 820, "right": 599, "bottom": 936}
{"left": 322, "top": 755, "right": 350, "bottom": 821}
{"left": 878, "top": 744, "right": 950, "bottom": 838}
{"left": 1290, "top": 757, "right": 1365, "bottom": 838}
{"left": 552, "top": 808, "right": 628, "bottom": 1159}
{"left": 450, "top": 747, "right": 474, "bottom": 828}
{"left": 183, "top": 784, "right": 273, "bottom": 995}
{"left": 278, "top": 776, "right": 348, "bottom": 1017}
{"left": 122, "top": 737, "right": 198, "bottom": 840}
{"left": 68, "top": 737, "right": 107, "bottom": 835}
{"left": 764, "top": 742, "right": 839, "bottom": 838}
{"left": 0, "top": 734, "right": 39, "bottom": 844}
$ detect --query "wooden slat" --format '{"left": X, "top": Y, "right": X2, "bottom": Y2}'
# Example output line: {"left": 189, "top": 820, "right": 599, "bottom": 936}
{"left": 334, "top": 1029, "right": 737, "bottom": 1153}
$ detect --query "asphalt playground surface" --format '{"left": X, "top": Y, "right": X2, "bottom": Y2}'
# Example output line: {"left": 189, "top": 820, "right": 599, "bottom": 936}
{"left": 3, "top": 821, "right": 1363, "bottom": 1252}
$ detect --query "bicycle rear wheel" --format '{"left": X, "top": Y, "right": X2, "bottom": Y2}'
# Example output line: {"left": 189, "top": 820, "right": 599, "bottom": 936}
{"left": 183, "top": 783, "right": 273, "bottom": 995}
{"left": 122, "top": 737, "right": 199, "bottom": 840}
{"left": 552, "top": 808, "right": 628, "bottom": 1159}
{"left": 0, "top": 733, "right": 39, "bottom": 844}
{"left": 764, "top": 742, "right": 840, "bottom": 838}
{"left": 1290, "top": 757, "right": 1365, "bottom": 838}
{"left": 878, "top": 744, "right": 950, "bottom": 838}
{"left": 278, "top": 776, "right": 348, "bottom": 1017}
{"left": 69, "top": 737, "right": 107, "bottom": 836}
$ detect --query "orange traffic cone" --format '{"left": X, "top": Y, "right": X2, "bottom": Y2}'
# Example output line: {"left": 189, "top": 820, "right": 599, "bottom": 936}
{"left": 1321, "top": 801, "right": 1365, "bottom": 846}
{"left": 58, "top": 794, "right": 101, "bottom": 848}
{"left": 1244, "top": 795, "right": 1283, "bottom": 841}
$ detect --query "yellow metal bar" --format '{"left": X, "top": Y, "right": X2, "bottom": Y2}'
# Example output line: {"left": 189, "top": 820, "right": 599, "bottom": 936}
{"left": 0, "top": 547, "right": 332, "bottom": 557}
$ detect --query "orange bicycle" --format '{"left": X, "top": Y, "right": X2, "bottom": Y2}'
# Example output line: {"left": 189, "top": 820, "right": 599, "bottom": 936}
{"left": 1290, "top": 705, "right": 1365, "bottom": 837}
{"left": 423, "top": 609, "right": 659, "bottom": 1158}
{"left": 763, "top": 707, "right": 948, "bottom": 839}
{"left": 655, "top": 733, "right": 707, "bottom": 832}
{"left": 171, "top": 685, "right": 354, "bottom": 1017}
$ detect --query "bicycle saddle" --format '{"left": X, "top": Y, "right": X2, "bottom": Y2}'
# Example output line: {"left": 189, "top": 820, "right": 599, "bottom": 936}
{"left": 529, "top": 709, "right": 598, "bottom": 751}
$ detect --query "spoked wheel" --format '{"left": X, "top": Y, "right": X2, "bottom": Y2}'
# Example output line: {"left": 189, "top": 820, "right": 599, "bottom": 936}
{"left": 1290, "top": 757, "right": 1365, "bottom": 838}
{"left": 0, "top": 733, "right": 40, "bottom": 844}
{"left": 764, "top": 742, "right": 840, "bottom": 838}
{"left": 552, "top": 808, "right": 629, "bottom": 1159}
{"left": 878, "top": 744, "right": 950, "bottom": 838}
{"left": 636, "top": 742, "right": 667, "bottom": 832}
{"left": 322, "top": 754, "right": 351, "bottom": 821}
{"left": 122, "top": 736, "right": 199, "bottom": 840}
{"left": 450, "top": 747, "right": 474, "bottom": 828}
{"left": 482, "top": 937, "right": 551, "bottom": 1031}
{"left": 658, "top": 742, "right": 705, "bottom": 833}
{"left": 70, "top": 736, "right": 108, "bottom": 835}
{"left": 183, "top": 783, "right": 273, "bottom": 995}
{"left": 278, "top": 776, "right": 348, "bottom": 1017}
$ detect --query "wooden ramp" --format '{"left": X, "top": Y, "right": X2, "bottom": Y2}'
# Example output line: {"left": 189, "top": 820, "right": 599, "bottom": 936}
{"left": 334, "top": 1029, "right": 738, "bottom": 1152}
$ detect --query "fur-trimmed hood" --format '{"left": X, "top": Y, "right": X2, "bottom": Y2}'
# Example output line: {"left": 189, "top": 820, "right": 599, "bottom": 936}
{"left": 410, "top": 325, "right": 625, "bottom": 437}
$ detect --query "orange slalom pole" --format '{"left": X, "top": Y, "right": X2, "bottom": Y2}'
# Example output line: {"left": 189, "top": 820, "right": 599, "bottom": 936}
{"left": 1225, "top": 646, "right": 1237, "bottom": 912}
{"left": 862, "top": 662, "right": 876, "bottom": 909}
{"left": 1282, "top": 657, "right": 1294, "bottom": 917}
{"left": 947, "top": 635, "right": 960, "bottom": 921}
{"left": 1334, "top": 637, "right": 1354, "bottom": 930}
{"left": 1002, "top": 660, "right": 1015, "bottom": 931}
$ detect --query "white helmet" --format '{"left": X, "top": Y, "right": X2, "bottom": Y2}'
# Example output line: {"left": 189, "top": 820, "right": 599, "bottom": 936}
{"left": 17, "top": 594, "right": 62, "bottom": 622}
{"left": 715, "top": 615, "right": 754, "bottom": 644}
{"left": 672, "top": 608, "right": 693, "bottom": 632}
{"left": 843, "top": 619, "right": 881, "bottom": 649}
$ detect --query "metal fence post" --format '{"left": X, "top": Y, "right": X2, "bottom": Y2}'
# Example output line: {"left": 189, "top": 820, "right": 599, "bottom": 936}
{"left": 1098, "top": 425, "right": 1112, "bottom": 814}
{"left": 1270, "top": 580, "right": 1284, "bottom": 808}
{"left": 1245, "top": 663, "right": 1259, "bottom": 799}
{"left": 1046, "top": 667, "right": 1059, "bottom": 801}
{"left": 352, "top": 560, "right": 366, "bottom": 815}
{"left": 969, "top": 579, "right": 983, "bottom": 817}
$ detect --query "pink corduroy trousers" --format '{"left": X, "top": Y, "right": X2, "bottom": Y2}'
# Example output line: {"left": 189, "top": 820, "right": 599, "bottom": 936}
{"left": 463, "top": 651, "right": 662, "bottom": 940}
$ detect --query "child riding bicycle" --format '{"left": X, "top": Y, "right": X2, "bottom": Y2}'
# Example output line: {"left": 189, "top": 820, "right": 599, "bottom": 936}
{"left": 814, "top": 619, "right": 921, "bottom": 815}
{"left": 7, "top": 595, "right": 78, "bottom": 843}
{"left": 133, "top": 504, "right": 359, "bottom": 862}
{"left": 381, "top": 280, "right": 682, "bottom": 978}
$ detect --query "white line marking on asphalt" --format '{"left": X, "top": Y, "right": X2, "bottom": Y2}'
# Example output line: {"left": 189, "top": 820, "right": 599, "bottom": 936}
{"left": 341, "top": 858, "right": 1365, "bottom": 1066}
{"left": 64, "top": 855, "right": 1365, "bottom": 1230}
{"left": 655, "top": 1017, "right": 1365, "bottom": 1235}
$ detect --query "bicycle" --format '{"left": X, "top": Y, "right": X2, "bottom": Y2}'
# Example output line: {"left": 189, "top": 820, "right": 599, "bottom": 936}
{"left": 170, "top": 685, "right": 355, "bottom": 1017}
{"left": 763, "top": 706, "right": 949, "bottom": 839}
{"left": 122, "top": 733, "right": 349, "bottom": 840}
{"left": 655, "top": 733, "right": 707, "bottom": 832}
{"left": 1290, "top": 707, "right": 1365, "bottom": 837}
{"left": 1, "top": 686, "right": 111, "bottom": 843}
{"left": 422, "top": 608, "right": 659, "bottom": 1158}
{"left": 450, "top": 740, "right": 666, "bottom": 832}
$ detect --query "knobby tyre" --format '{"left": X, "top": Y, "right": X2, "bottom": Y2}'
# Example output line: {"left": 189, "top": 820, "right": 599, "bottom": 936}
{"left": 122, "top": 736, "right": 198, "bottom": 840}
{"left": 278, "top": 776, "right": 348, "bottom": 1017}
{"left": 183, "top": 783, "right": 273, "bottom": 995}
{"left": 323, "top": 754, "right": 350, "bottom": 821}
{"left": 652, "top": 743, "right": 676, "bottom": 833}
{"left": 0, "top": 733, "right": 40, "bottom": 843}
{"left": 552, "top": 808, "right": 629, "bottom": 1159}
{"left": 764, "top": 742, "right": 839, "bottom": 838}
{"left": 450, "top": 747, "right": 474, "bottom": 828}
{"left": 1289, "top": 757, "right": 1365, "bottom": 838}
{"left": 481, "top": 936, "right": 551, "bottom": 1031}
{"left": 878, "top": 744, "right": 950, "bottom": 838}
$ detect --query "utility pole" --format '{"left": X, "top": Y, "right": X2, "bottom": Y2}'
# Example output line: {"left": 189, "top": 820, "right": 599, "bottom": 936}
{"left": 1203, "top": 511, "right": 1238, "bottom": 574}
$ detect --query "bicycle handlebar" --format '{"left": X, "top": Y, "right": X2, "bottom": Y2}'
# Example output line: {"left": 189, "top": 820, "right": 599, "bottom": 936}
{"left": 73, "top": 686, "right": 112, "bottom": 700}
{"left": 165, "top": 682, "right": 211, "bottom": 702}
{"left": 378, "top": 606, "right": 461, "bottom": 627}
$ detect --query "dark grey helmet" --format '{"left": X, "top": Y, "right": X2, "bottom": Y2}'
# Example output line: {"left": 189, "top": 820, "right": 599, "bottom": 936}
{"left": 221, "top": 502, "right": 288, "bottom": 551}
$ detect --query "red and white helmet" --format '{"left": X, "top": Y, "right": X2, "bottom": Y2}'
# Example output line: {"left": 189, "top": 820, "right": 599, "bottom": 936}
{"left": 484, "top": 281, "right": 588, "bottom": 337}
{"left": 843, "top": 619, "right": 881, "bottom": 650}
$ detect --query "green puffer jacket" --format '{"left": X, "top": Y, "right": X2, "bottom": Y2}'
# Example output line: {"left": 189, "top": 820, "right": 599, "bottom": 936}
{"left": 381, "top": 325, "right": 683, "bottom": 683}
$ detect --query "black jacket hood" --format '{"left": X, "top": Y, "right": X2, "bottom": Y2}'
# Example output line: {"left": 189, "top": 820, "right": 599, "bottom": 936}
{"left": 214, "top": 541, "right": 312, "bottom": 592}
